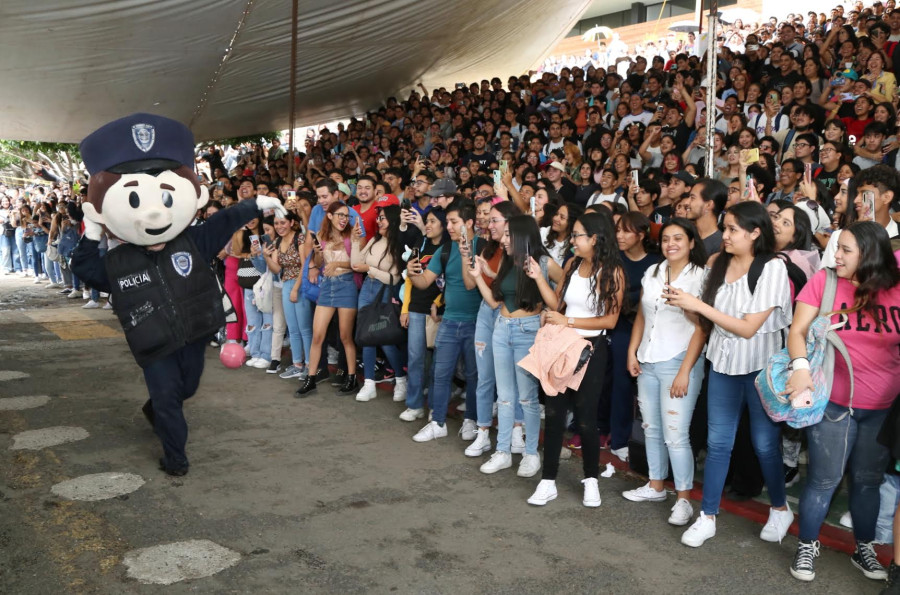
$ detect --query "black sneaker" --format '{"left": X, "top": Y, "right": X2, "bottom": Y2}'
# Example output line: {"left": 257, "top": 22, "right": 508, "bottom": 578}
{"left": 266, "top": 359, "right": 281, "bottom": 374}
{"left": 330, "top": 369, "right": 347, "bottom": 387}
{"left": 784, "top": 464, "right": 799, "bottom": 488}
{"left": 883, "top": 560, "right": 900, "bottom": 593}
{"left": 374, "top": 361, "right": 395, "bottom": 383}
{"left": 158, "top": 457, "right": 189, "bottom": 477}
{"left": 315, "top": 368, "right": 330, "bottom": 382}
{"left": 790, "top": 539, "right": 819, "bottom": 582}
{"left": 338, "top": 373, "right": 359, "bottom": 394}
{"left": 853, "top": 541, "right": 888, "bottom": 580}
{"left": 295, "top": 375, "right": 317, "bottom": 398}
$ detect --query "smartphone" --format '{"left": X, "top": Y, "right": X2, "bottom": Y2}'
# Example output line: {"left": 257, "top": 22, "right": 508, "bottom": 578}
{"left": 286, "top": 190, "right": 296, "bottom": 199}
{"left": 312, "top": 234, "right": 321, "bottom": 249}
{"left": 529, "top": 195, "right": 537, "bottom": 219}
{"left": 656, "top": 104, "right": 665, "bottom": 113}
{"left": 455, "top": 82, "right": 466, "bottom": 90}
{"left": 862, "top": 190, "right": 876, "bottom": 221}
{"left": 261, "top": 235, "right": 273, "bottom": 248}
{"left": 791, "top": 389, "right": 814, "bottom": 410}
{"left": 411, "top": 247, "right": 420, "bottom": 263}
{"left": 499, "top": 159, "right": 508, "bottom": 175}
{"left": 401, "top": 197, "right": 411, "bottom": 210}
{"left": 630, "top": 170, "right": 639, "bottom": 189}
{"left": 493, "top": 169, "right": 502, "bottom": 186}
{"left": 249, "top": 234, "right": 261, "bottom": 252}
{"left": 746, "top": 148, "right": 759, "bottom": 164}
{"left": 804, "top": 162, "right": 812, "bottom": 184}
{"left": 216, "top": 181, "right": 224, "bottom": 189}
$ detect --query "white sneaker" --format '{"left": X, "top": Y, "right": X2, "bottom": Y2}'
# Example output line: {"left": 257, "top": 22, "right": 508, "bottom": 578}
{"left": 456, "top": 401, "right": 466, "bottom": 412}
{"left": 412, "top": 421, "right": 447, "bottom": 442}
{"left": 465, "top": 428, "right": 491, "bottom": 457}
{"left": 611, "top": 446, "right": 629, "bottom": 462}
{"left": 840, "top": 511, "right": 853, "bottom": 529}
{"left": 527, "top": 479, "right": 558, "bottom": 506}
{"left": 480, "top": 451, "right": 512, "bottom": 474}
{"left": 622, "top": 482, "right": 667, "bottom": 503}
{"left": 103, "top": 302, "right": 113, "bottom": 310}
{"left": 99, "top": 291, "right": 109, "bottom": 298}
{"left": 459, "top": 418, "right": 477, "bottom": 441}
{"left": 759, "top": 506, "right": 795, "bottom": 544}
{"left": 82, "top": 300, "right": 100, "bottom": 309}
{"left": 252, "top": 359, "right": 270, "bottom": 369}
{"left": 399, "top": 408, "right": 425, "bottom": 422}
{"left": 511, "top": 425, "right": 525, "bottom": 454}
{"left": 46, "top": 282, "right": 62, "bottom": 289}
{"left": 82, "top": 290, "right": 90, "bottom": 299}
{"left": 32, "top": 277, "right": 43, "bottom": 284}
{"left": 67, "top": 289, "right": 82, "bottom": 299}
{"left": 392, "top": 376, "right": 408, "bottom": 402}
{"left": 582, "top": 477, "right": 601, "bottom": 507}
{"left": 681, "top": 514, "right": 716, "bottom": 547}
{"left": 245, "top": 358, "right": 260, "bottom": 367}
{"left": 517, "top": 453, "right": 541, "bottom": 478}
{"left": 669, "top": 498, "right": 694, "bottom": 526}
{"left": 356, "top": 379, "right": 377, "bottom": 402}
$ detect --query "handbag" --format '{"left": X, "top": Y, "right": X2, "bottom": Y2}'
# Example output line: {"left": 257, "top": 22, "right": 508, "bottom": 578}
{"left": 755, "top": 269, "right": 854, "bottom": 429}
{"left": 300, "top": 253, "right": 319, "bottom": 302}
{"left": 253, "top": 271, "right": 274, "bottom": 313}
{"left": 355, "top": 276, "right": 404, "bottom": 347}
{"left": 425, "top": 315, "right": 439, "bottom": 349}
{"left": 46, "top": 241, "right": 59, "bottom": 262}
{"left": 237, "top": 258, "right": 261, "bottom": 289}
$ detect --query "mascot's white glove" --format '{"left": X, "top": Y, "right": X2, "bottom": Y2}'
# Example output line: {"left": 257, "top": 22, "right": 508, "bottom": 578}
{"left": 255, "top": 196, "right": 287, "bottom": 219}
{"left": 82, "top": 215, "right": 104, "bottom": 242}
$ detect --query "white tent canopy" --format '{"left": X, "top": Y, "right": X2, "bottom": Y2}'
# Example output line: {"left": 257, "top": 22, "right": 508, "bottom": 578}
{"left": 1, "top": 0, "right": 591, "bottom": 143}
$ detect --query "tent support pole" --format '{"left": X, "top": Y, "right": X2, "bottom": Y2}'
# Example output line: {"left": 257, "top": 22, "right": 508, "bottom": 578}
{"left": 288, "top": 0, "right": 299, "bottom": 182}
{"left": 704, "top": 0, "right": 717, "bottom": 179}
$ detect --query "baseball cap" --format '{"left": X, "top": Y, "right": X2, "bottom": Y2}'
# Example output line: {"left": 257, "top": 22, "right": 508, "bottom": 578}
{"left": 673, "top": 170, "right": 697, "bottom": 185}
{"left": 425, "top": 178, "right": 457, "bottom": 197}
{"left": 545, "top": 161, "right": 566, "bottom": 173}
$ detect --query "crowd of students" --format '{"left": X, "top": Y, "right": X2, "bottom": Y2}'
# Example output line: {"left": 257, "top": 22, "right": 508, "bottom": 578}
{"left": 3, "top": 1, "right": 900, "bottom": 589}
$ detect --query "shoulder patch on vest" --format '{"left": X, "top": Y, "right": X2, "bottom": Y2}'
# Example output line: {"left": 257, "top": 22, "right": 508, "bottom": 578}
{"left": 170, "top": 252, "right": 192, "bottom": 277}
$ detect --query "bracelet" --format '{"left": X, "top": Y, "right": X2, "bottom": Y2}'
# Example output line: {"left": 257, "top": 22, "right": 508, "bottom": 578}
{"left": 790, "top": 357, "right": 810, "bottom": 371}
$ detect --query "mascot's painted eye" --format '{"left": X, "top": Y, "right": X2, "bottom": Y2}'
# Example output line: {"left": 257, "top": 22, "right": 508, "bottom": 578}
{"left": 129, "top": 191, "right": 140, "bottom": 209}
{"left": 162, "top": 191, "right": 174, "bottom": 208}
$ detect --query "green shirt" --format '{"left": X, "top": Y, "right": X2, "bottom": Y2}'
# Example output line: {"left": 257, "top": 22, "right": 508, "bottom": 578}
{"left": 427, "top": 243, "right": 481, "bottom": 322}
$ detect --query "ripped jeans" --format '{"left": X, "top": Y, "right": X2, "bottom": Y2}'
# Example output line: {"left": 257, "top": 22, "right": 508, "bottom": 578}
{"left": 244, "top": 289, "right": 273, "bottom": 362}
{"left": 492, "top": 314, "right": 541, "bottom": 456}
{"left": 636, "top": 352, "right": 705, "bottom": 491}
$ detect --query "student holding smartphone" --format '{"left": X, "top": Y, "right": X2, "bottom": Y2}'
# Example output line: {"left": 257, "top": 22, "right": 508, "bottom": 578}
{"left": 783, "top": 221, "right": 900, "bottom": 583}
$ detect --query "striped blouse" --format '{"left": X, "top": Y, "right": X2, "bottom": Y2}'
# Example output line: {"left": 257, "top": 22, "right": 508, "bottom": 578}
{"left": 706, "top": 258, "right": 793, "bottom": 375}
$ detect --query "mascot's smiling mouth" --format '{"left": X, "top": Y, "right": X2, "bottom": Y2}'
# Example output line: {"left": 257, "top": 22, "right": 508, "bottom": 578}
{"left": 145, "top": 224, "right": 172, "bottom": 236}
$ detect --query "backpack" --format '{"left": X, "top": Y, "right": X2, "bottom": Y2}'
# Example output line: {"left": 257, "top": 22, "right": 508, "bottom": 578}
{"left": 754, "top": 268, "right": 853, "bottom": 429}
{"left": 748, "top": 252, "right": 807, "bottom": 301}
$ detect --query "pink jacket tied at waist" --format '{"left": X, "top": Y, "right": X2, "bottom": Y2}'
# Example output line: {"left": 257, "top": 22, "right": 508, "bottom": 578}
{"left": 517, "top": 324, "right": 592, "bottom": 396}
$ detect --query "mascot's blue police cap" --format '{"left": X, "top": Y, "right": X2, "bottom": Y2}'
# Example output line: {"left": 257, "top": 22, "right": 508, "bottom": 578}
{"left": 80, "top": 113, "right": 195, "bottom": 175}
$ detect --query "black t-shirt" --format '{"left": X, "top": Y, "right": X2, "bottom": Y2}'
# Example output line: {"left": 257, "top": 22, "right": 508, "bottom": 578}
{"left": 651, "top": 204, "right": 672, "bottom": 224}
{"left": 408, "top": 240, "right": 444, "bottom": 314}
{"left": 815, "top": 166, "right": 839, "bottom": 192}
{"left": 573, "top": 183, "right": 598, "bottom": 206}
{"left": 462, "top": 150, "right": 491, "bottom": 169}
{"left": 662, "top": 121, "right": 692, "bottom": 153}
{"left": 555, "top": 179, "right": 577, "bottom": 203}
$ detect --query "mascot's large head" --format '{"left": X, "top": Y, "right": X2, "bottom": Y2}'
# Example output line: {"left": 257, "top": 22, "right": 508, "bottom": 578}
{"left": 80, "top": 113, "right": 208, "bottom": 246}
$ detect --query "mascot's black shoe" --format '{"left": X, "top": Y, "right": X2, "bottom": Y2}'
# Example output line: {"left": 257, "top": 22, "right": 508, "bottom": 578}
{"left": 296, "top": 375, "right": 317, "bottom": 397}
{"left": 141, "top": 400, "right": 155, "bottom": 428}
{"left": 158, "top": 458, "right": 189, "bottom": 477}
{"left": 338, "top": 374, "right": 359, "bottom": 394}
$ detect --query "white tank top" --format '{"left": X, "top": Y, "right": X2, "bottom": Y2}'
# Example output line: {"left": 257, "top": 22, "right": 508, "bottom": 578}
{"left": 563, "top": 268, "right": 604, "bottom": 337}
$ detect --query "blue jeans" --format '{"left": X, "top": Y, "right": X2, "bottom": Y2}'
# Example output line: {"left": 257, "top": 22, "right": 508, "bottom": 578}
{"left": 430, "top": 320, "right": 477, "bottom": 425}
{"left": 473, "top": 301, "right": 499, "bottom": 427}
{"left": 406, "top": 312, "right": 430, "bottom": 410}
{"left": 243, "top": 288, "right": 273, "bottom": 362}
{"left": 636, "top": 352, "right": 705, "bottom": 491}
{"left": 493, "top": 314, "right": 542, "bottom": 455}
{"left": 282, "top": 278, "right": 313, "bottom": 366}
{"left": 358, "top": 277, "right": 406, "bottom": 380}
{"left": 14, "top": 228, "right": 28, "bottom": 272}
{"left": 701, "top": 369, "right": 786, "bottom": 515}
{"left": 799, "top": 402, "right": 890, "bottom": 542}
{"left": 0, "top": 233, "right": 15, "bottom": 272}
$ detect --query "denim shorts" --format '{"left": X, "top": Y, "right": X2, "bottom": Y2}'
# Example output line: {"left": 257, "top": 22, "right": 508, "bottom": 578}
{"left": 317, "top": 272, "right": 358, "bottom": 308}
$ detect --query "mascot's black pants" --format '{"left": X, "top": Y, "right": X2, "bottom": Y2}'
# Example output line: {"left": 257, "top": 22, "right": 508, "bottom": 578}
{"left": 142, "top": 340, "right": 206, "bottom": 470}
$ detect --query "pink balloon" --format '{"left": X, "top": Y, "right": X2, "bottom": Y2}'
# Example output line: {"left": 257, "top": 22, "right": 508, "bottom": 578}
{"left": 219, "top": 343, "right": 245, "bottom": 369}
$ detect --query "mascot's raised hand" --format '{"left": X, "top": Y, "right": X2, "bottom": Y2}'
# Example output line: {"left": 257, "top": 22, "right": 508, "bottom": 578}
{"left": 255, "top": 195, "right": 287, "bottom": 219}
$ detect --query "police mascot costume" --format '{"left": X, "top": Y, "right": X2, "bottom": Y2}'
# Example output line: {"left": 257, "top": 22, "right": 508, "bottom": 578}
{"left": 72, "top": 113, "right": 285, "bottom": 476}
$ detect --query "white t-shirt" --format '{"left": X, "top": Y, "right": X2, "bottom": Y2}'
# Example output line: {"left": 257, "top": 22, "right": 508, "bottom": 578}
{"left": 586, "top": 191, "right": 627, "bottom": 208}
{"left": 540, "top": 226, "right": 568, "bottom": 266}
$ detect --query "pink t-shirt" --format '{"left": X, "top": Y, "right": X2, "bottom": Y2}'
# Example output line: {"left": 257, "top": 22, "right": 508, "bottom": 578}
{"left": 797, "top": 267, "right": 900, "bottom": 410}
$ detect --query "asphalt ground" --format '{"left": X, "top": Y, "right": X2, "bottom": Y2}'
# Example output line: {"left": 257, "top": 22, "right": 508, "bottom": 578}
{"left": 0, "top": 274, "right": 882, "bottom": 594}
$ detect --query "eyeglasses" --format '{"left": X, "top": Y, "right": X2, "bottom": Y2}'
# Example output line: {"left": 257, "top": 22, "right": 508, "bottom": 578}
{"left": 793, "top": 142, "right": 811, "bottom": 148}
{"left": 474, "top": 190, "right": 492, "bottom": 197}
{"left": 334, "top": 212, "right": 350, "bottom": 219}
{"left": 571, "top": 232, "right": 590, "bottom": 239}
{"left": 728, "top": 187, "right": 741, "bottom": 194}
{"left": 375, "top": 215, "right": 386, "bottom": 222}
{"left": 488, "top": 217, "right": 507, "bottom": 224}
{"left": 820, "top": 147, "right": 836, "bottom": 154}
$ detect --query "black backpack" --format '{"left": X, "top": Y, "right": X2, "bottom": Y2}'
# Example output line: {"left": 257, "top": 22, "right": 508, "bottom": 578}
{"left": 748, "top": 252, "right": 808, "bottom": 300}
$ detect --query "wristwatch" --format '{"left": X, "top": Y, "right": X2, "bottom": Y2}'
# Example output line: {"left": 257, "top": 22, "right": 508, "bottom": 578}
{"left": 567, "top": 317, "right": 574, "bottom": 328}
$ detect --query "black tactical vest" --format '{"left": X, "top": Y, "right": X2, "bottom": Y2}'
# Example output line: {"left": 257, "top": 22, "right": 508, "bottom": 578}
{"left": 105, "top": 233, "right": 224, "bottom": 367}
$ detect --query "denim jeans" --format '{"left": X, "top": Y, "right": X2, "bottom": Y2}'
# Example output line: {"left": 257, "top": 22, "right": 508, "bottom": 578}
{"left": 0, "top": 233, "right": 15, "bottom": 272}
{"left": 473, "top": 301, "right": 499, "bottom": 427}
{"left": 798, "top": 401, "right": 890, "bottom": 542}
{"left": 358, "top": 277, "right": 406, "bottom": 381}
{"left": 281, "top": 278, "right": 313, "bottom": 366}
{"left": 15, "top": 228, "right": 28, "bottom": 272}
{"left": 701, "top": 369, "right": 786, "bottom": 515}
{"left": 243, "top": 288, "right": 273, "bottom": 362}
{"left": 493, "top": 314, "right": 542, "bottom": 455}
{"left": 430, "top": 319, "right": 477, "bottom": 425}
{"left": 406, "top": 312, "right": 431, "bottom": 410}
{"left": 636, "top": 352, "right": 705, "bottom": 491}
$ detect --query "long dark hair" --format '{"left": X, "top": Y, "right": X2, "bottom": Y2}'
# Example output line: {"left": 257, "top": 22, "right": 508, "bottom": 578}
{"left": 652, "top": 217, "right": 708, "bottom": 278}
{"left": 616, "top": 211, "right": 656, "bottom": 254}
{"left": 481, "top": 201, "right": 521, "bottom": 260}
{"left": 492, "top": 216, "right": 548, "bottom": 311}
{"left": 832, "top": 221, "right": 900, "bottom": 329}
{"left": 700, "top": 201, "right": 775, "bottom": 333}
{"left": 558, "top": 211, "right": 624, "bottom": 315}
{"left": 777, "top": 205, "right": 813, "bottom": 251}
{"left": 319, "top": 201, "right": 352, "bottom": 245}
{"left": 545, "top": 203, "right": 583, "bottom": 249}
{"left": 369, "top": 205, "right": 403, "bottom": 274}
